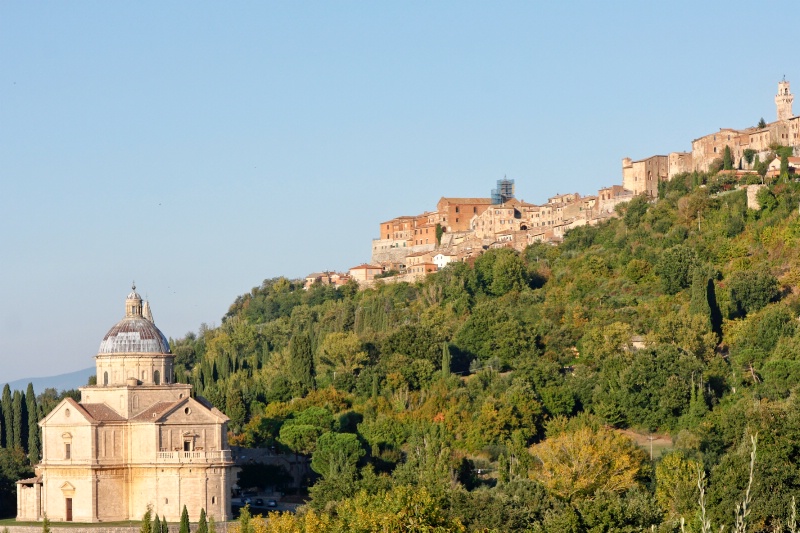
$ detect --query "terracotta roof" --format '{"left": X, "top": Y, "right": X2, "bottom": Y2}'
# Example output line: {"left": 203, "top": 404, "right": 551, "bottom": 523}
{"left": 130, "top": 401, "right": 177, "bottom": 422}
{"left": 349, "top": 264, "right": 382, "bottom": 270}
{"left": 81, "top": 403, "right": 126, "bottom": 422}
{"left": 439, "top": 197, "right": 493, "bottom": 204}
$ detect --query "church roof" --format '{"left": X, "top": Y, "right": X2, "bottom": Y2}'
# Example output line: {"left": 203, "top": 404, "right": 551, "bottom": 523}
{"left": 98, "top": 286, "right": 171, "bottom": 354}
{"left": 81, "top": 403, "right": 126, "bottom": 422}
{"left": 130, "top": 401, "right": 177, "bottom": 422}
{"left": 98, "top": 317, "right": 171, "bottom": 354}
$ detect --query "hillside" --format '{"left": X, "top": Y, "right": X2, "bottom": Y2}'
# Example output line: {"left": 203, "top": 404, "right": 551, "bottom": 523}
{"left": 4, "top": 170, "right": 800, "bottom": 530}
{"left": 163, "top": 169, "right": 800, "bottom": 531}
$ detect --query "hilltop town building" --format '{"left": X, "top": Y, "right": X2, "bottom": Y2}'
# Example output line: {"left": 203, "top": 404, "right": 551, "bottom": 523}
{"left": 689, "top": 79, "right": 799, "bottom": 172}
{"left": 17, "top": 288, "right": 233, "bottom": 523}
{"left": 330, "top": 78, "right": 799, "bottom": 287}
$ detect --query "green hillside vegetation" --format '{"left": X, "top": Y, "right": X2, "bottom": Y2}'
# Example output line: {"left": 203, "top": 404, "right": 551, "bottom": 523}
{"left": 4, "top": 168, "right": 800, "bottom": 531}
{"left": 182, "top": 171, "right": 800, "bottom": 532}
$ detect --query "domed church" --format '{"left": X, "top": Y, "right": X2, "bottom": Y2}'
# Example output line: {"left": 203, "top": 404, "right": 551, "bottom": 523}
{"left": 17, "top": 287, "right": 233, "bottom": 523}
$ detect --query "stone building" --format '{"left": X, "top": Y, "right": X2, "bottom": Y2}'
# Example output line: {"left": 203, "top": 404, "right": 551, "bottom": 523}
{"left": 436, "top": 197, "right": 493, "bottom": 233}
{"left": 690, "top": 79, "right": 799, "bottom": 172}
{"left": 622, "top": 155, "right": 668, "bottom": 197}
{"left": 17, "top": 288, "right": 233, "bottom": 523}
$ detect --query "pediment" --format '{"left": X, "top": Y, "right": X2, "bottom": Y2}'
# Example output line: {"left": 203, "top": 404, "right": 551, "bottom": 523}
{"left": 41, "top": 398, "right": 94, "bottom": 426}
{"left": 160, "top": 397, "right": 228, "bottom": 425}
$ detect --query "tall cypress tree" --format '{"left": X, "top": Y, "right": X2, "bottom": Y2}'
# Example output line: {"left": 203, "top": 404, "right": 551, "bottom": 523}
{"left": 289, "top": 332, "right": 315, "bottom": 396}
{"left": 197, "top": 508, "right": 207, "bottom": 533}
{"left": 26, "top": 383, "right": 40, "bottom": 463}
{"left": 12, "top": 389, "right": 23, "bottom": 449}
{"left": 0, "top": 397, "right": 4, "bottom": 448}
{"left": 442, "top": 342, "right": 451, "bottom": 378}
{"left": 179, "top": 505, "right": 190, "bottom": 533}
{"left": 1, "top": 384, "right": 13, "bottom": 447}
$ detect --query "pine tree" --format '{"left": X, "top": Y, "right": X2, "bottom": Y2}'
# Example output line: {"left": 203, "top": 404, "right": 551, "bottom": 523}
{"left": 179, "top": 505, "right": 190, "bottom": 533}
{"left": 12, "top": 389, "right": 24, "bottom": 449}
{"left": 26, "top": 383, "right": 40, "bottom": 463}
{"left": 197, "top": 508, "right": 207, "bottom": 533}
{"left": 42, "top": 512, "right": 51, "bottom": 533}
{"left": 2, "top": 384, "right": 13, "bottom": 448}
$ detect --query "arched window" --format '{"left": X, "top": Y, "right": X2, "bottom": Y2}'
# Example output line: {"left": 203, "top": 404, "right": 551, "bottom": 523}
{"left": 154, "top": 370, "right": 161, "bottom": 385}
{"left": 103, "top": 372, "right": 109, "bottom": 386}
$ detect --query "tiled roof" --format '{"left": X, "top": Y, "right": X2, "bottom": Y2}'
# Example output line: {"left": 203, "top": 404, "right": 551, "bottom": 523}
{"left": 81, "top": 403, "right": 126, "bottom": 422}
{"left": 439, "top": 197, "right": 493, "bottom": 204}
{"left": 349, "top": 264, "right": 382, "bottom": 270}
{"left": 130, "top": 401, "right": 177, "bottom": 422}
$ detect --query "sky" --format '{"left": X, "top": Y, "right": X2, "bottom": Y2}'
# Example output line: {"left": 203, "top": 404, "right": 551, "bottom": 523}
{"left": 1, "top": 1, "right": 798, "bottom": 384}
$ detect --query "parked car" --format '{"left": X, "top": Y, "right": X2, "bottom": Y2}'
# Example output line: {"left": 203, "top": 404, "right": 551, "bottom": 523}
{"left": 267, "top": 500, "right": 277, "bottom": 508}
{"left": 255, "top": 498, "right": 264, "bottom": 506}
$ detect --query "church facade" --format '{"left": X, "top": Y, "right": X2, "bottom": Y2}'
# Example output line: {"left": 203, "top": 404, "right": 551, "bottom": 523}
{"left": 17, "top": 288, "right": 233, "bottom": 523}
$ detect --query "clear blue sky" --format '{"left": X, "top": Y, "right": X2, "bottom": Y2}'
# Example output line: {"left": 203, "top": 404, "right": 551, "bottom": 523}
{"left": 1, "top": 1, "right": 797, "bottom": 383}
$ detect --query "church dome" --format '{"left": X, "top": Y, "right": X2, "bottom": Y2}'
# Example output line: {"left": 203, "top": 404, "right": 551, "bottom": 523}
{"left": 99, "top": 317, "right": 171, "bottom": 354}
{"left": 98, "top": 285, "right": 171, "bottom": 354}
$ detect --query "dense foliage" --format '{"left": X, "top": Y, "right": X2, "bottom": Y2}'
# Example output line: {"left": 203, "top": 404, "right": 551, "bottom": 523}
{"left": 5, "top": 168, "right": 800, "bottom": 530}
{"left": 184, "top": 173, "right": 800, "bottom": 531}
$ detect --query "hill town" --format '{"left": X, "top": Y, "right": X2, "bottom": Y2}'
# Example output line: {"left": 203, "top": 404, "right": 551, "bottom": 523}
{"left": 304, "top": 79, "right": 800, "bottom": 289}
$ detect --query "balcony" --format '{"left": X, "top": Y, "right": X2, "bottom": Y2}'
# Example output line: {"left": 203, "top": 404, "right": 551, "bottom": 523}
{"left": 156, "top": 450, "right": 232, "bottom": 463}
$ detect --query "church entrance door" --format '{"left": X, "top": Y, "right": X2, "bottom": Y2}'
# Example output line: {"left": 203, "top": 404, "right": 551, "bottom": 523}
{"left": 66, "top": 498, "right": 73, "bottom": 521}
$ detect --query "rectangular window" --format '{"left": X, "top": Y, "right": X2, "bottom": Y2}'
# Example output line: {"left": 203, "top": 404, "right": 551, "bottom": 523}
{"left": 65, "top": 443, "right": 71, "bottom": 459}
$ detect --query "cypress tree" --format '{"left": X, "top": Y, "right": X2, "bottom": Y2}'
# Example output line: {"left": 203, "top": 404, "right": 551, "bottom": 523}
{"left": 208, "top": 515, "right": 217, "bottom": 533}
{"left": 2, "top": 384, "right": 13, "bottom": 447}
{"left": 0, "top": 398, "right": 4, "bottom": 448}
{"left": 689, "top": 267, "right": 712, "bottom": 325}
{"left": 441, "top": 342, "right": 451, "bottom": 378}
{"left": 179, "top": 505, "right": 190, "bottom": 533}
{"left": 12, "top": 389, "right": 24, "bottom": 449}
{"left": 723, "top": 145, "right": 733, "bottom": 170}
{"left": 139, "top": 505, "right": 153, "bottom": 533}
{"left": 160, "top": 515, "right": 169, "bottom": 533}
{"left": 153, "top": 514, "right": 161, "bottom": 533}
{"left": 289, "top": 332, "right": 315, "bottom": 396}
{"left": 26, "top": 383, "right": 40, "bottom": 463}
{"left": 197, "top": 508, "right": 207, "bottom": 533}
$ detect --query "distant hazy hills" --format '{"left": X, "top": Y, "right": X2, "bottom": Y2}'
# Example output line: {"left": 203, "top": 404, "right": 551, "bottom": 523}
{"left": 3, "top": 367, "right": 95, "bottom": 393}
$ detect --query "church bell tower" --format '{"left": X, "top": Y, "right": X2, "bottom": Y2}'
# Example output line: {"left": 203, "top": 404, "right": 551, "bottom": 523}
{"left": 776, "top": 78, "right": 794, "bottom": 121}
